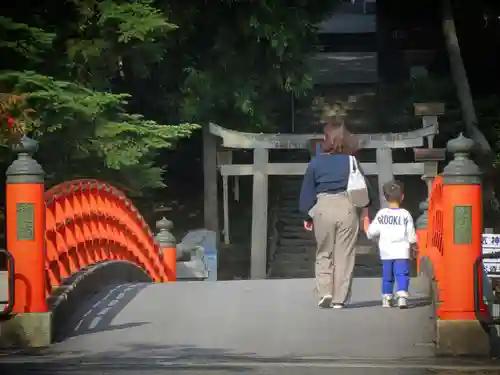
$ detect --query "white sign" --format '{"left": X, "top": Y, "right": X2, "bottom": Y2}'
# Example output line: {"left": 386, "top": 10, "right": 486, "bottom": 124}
{"left": 482, "top": 234, "right": 500, "bottom": 278}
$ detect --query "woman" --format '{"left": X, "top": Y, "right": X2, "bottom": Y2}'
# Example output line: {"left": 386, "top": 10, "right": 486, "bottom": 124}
{"left": 299, "top": 122, "right": 373, "bottom": 309}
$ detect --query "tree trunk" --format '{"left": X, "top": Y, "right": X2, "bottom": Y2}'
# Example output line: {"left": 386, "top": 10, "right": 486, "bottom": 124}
{"left": 442, "top": 0, "right": 491, "bottom": 153}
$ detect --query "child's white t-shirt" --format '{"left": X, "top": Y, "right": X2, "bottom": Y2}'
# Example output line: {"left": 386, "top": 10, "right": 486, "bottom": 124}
{"left": 366, "top": 207, "right": 417, "bottom": 260}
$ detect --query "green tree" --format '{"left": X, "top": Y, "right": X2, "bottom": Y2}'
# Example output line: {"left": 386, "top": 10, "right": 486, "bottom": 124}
{"left": 0, "top": 2, "right": 198, "bottom": 195}
{"left": 134, "top": 0, "right": 342, "bottom": 132}
{"left": 0, "top": 0, "right": 342, "bottom": 195}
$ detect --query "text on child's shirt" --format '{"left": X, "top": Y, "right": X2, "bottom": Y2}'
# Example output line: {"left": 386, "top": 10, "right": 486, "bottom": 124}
{"left": 376, "top": 214, "right": 409, "bottom": 226}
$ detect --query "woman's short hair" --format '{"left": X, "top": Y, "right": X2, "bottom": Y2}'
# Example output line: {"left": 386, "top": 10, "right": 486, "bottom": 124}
{"left": 320, "top": 121, "right": 360, "bottom": 155}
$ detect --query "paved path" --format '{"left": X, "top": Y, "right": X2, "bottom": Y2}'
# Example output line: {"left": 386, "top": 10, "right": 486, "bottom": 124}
{"left": 51, "top": 277, "right": 436, "bottom": 359}
{"left": 1, "top": 277, "right": 500, "bottom": 374}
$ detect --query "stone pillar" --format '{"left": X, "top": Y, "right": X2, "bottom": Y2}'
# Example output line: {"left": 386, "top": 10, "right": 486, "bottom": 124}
{"left": 436, "top": 133, "right": 489, "bottom": 357}
{"left": 1, "top": 135, "right": 51, "bottom": 348}
{"left": 155, "top": 217, "right": 176, "bottom": 282}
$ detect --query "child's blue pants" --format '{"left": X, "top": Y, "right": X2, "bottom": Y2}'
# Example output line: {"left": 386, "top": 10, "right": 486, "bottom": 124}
{"left": 381, "top": 259, "right": 410, "bottom": 295}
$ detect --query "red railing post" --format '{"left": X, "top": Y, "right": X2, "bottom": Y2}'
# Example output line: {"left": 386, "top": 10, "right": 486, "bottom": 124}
{"left": 5, "top": 135, "right": 50, "bottom": 347}
{"left": 437, "top": 133, "right": 489, "bottom": 356}
{"left": 155, "top": 217, "right": 177, "bottom": 282}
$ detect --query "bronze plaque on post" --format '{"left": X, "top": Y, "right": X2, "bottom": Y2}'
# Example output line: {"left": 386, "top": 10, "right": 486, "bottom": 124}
{"left": 16, "top": 202, "right": 35, "bottom": 241}
{"left": 453, "top": 205, "right": 472, "bottom": 245}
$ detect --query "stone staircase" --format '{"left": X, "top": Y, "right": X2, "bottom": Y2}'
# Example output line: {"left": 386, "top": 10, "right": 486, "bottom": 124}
{"left": 267, "top": 174, "right": 382, "bottom": 279}
{"left": 268, "top": 84, "right": 385, "bottom": 279}
{"left": 268, "top": 176, "right": 314, "bottom": 279}
{"left": 267, "top": 78, "right": 432, "bottom": 279}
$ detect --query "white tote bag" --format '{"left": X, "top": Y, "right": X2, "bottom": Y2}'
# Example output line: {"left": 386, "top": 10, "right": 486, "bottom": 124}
{"left": 347, "top": 155, "right": 369, "bottom": 208}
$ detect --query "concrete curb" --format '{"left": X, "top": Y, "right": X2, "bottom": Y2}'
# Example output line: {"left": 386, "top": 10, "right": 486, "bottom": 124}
{"left": 48, "top": 260, "right": 152, "bottom": 342}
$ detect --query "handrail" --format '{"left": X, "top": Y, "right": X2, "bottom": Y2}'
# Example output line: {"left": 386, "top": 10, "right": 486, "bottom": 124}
{"left": 473, "top": 251, "right": 500, "bottom": 325}
{"left": 0, "top": 249, "right": 15, "bottom": 316}
{"left": 43, "top": 179, "right": 168, "bottom": 292}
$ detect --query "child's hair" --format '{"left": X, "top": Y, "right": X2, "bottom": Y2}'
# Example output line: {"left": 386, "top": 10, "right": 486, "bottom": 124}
{"left": 382, "top": 180, "right": 404, "bottom": 203}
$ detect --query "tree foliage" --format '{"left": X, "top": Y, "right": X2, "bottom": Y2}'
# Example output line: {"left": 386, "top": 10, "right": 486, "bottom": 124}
{"left": 161, "top": 0, "right": 340, "bottom": 131}
{"left": 0, "top": 3, "right": 198, "bottom": 194}
{"left": 0, "top": 0, "right": 341, "bottom": 195}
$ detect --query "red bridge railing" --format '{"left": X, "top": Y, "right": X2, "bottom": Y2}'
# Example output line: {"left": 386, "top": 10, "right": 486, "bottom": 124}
{"left": 416, "top": 133, "right": 492, "bottom": 356}
{"left": 44, "top": 179, "right": 169, "bottom": 297}
{"left": 3, "top": 136, "right": 175, "bottom": 320}
{"left": 418, "top": 175, "right": 445, "bottom": 316}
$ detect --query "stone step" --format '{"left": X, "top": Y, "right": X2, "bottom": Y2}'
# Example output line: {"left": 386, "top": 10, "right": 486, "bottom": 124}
{"left": 279, "top": 191, "right": 301, "bottom": 199}
{"left": 279, "top": 230, "right": 314, "bottom": 240}
{"left": 269, "top": 268, "right": 313, "bottom": 279}
{"left": 280, "top": 186, "right": 301, "bottom": 191}
{"left": 269, "top": 252, "right": 382, "bottom": 279}
{"left": 270, "top": 266, "right": 312, "bottom": 277}
{"left": 278, "top": 191, "right": 300, "bottom": 198}
{"left": 278, "top": 218, "right": 305, "bottom": 227}
{"left": 278, "top": 202, "right": 299, "bottom": 208}
{"left": 278, "top": 209, "right": 304, "bottom": 221}
{"left": 280, "top": 181, "right": 302, "bottom": 188}
{"left": 269, "top": 262, "right": 383, "bottom": 279}
{"left": 273, "top": 244, "right": 377, "bottom": 259}
{"left": 355, "top": 243, "right": 378, "bottom": 255}
{"left": 278, "top": 238, "right": 315, "bottom": 248}
{"left": 272, "top": 251, "right": 313, "bottom": 263}
{"left": 277, "top": 210, "right": 302, "bottom": 217}
{"left": 355, "top": 254, "right": 382, "bottom": 269}
{"left": 278, "top": 203, "right": 300, "bottom": 210}
{"left": 278, "top": 202, "right": 300, "bottom": 209}
{"left": 272, "top": 245, "right": 312, "bottom": 254}
{"left": 277, "top": 223, "right": 304, "bottom": 231}
{"left": 280, "top": 181, "right": 302, "bottom": 189}
{"left": 280, "top": 224, "right": 306, "bottom": 231}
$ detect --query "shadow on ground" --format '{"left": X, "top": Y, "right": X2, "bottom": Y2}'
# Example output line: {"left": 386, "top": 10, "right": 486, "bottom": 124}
{"left": 347, "top": 297, "right": 429, "bottom": 309}
{"left": 1, "top": 343, "right": 500, "bottom": 375}
{"left": 55, "top": 283, "right": 150, "bottom": 342}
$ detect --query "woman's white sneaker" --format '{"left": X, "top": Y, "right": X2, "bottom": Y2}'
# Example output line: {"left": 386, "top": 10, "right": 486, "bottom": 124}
{"left": 318, "top": 295, "right": 333, "bottom": 308}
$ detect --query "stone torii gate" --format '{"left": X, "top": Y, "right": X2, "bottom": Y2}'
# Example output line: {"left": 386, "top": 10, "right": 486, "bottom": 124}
{"left": 204, "top": 115, "right": 440, "bottom": 279}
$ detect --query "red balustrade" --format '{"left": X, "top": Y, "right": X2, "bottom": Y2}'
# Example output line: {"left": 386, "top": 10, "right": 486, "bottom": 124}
{"left": 44, "top": 179, "right": 170, "bottom": 299}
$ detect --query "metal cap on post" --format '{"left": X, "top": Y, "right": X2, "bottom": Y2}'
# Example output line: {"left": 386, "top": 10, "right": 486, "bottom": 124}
{"left": 155, "top": 217, "right": 177, "bottom": 281}
{"left": 155, "top": 217, "right": 176, "bottom": 251}
{"left": 442, "top": 133, "right": 481, "bottom": 185}
{"left": 6, "top": 135, "right": 44, "bottom": 183}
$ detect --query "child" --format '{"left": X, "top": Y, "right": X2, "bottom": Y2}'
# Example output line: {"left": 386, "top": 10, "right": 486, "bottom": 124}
{"left": 363, "top": 180, "right": 417, "bottom": 309}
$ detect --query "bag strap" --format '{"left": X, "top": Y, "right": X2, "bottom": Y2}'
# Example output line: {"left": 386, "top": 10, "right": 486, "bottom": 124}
{"left": 350, "top": 155, "right": 358, "bottom": 173}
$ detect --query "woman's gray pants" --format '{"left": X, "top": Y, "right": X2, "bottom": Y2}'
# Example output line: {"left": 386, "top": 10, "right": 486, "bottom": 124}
{"left": 311, "top": 193, "right": 359, "bottom": 304}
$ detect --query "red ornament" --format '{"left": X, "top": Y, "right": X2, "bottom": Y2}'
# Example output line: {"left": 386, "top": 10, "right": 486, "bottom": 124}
{"left": 7, "top": 116, "right": 15, "bottom": 128}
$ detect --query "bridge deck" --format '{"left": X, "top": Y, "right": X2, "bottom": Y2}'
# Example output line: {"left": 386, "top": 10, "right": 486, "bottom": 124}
{"left": 4, "top": 277, "right": 500, "bottom": 374}
{"left": 54, "top": 277, "right": 435, "bottom": 359}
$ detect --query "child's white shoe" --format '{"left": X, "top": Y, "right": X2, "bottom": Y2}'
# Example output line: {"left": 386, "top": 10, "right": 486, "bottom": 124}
{"left": 382, "top": 294, "right": 393, "bottom": 308}
{"left": 396, "top": 291, "right": 409, "bottom": 309}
